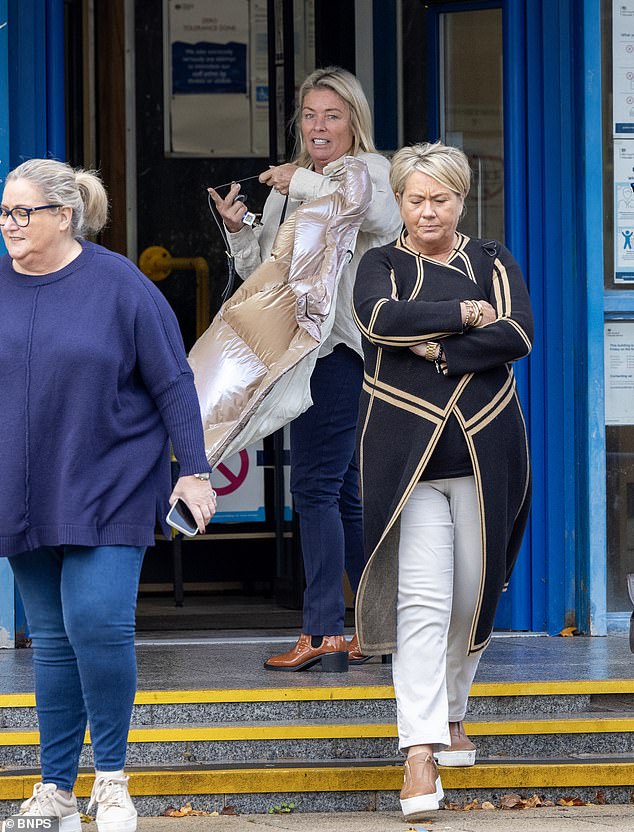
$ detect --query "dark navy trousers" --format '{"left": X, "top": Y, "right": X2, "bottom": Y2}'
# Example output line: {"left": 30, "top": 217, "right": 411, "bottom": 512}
{"left": 290, "top": 344, "right": 366, "bottom": 635}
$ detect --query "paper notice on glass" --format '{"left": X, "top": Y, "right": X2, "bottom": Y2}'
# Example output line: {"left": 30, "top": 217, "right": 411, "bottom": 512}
{"left": 614, "top": 140, "right": 634, "bottom": 282}
{"left": 605, "top": 322, "right": 634, "bottom": 425}
{"left": 614, "top": 0, "right": 634, "bottom": 135}
{"left": 165, "top": 0, "right": 268, "bottom": 156}
{"left": 250, "top": 0, "right": 269, "bottom": 156}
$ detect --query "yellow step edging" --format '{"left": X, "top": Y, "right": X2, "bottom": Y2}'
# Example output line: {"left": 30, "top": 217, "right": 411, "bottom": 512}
{"left": 2, "top": 762, "right": 634, "bottom": 801}
{"left": 3, "top": 716, "right": 634, "bottom": 747}
{"left": 1, "top": 678, "right": 634, "bottom": 709}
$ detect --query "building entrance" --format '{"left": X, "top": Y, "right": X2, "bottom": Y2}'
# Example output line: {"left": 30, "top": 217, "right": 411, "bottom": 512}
{"left": 0, "top": 0, "right": 608, "bottom": 643}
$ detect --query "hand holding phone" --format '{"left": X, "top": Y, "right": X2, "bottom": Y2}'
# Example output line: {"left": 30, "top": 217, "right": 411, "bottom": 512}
{"left": 166, "top": 499, "right": 199, "bottom": 537}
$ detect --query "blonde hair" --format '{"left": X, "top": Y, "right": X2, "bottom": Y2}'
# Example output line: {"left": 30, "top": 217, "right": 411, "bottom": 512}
{"left": 293, "top": 67, "right": 376, "bottom": 169}
{"left": 6, "top": 159, "right": 109, "bottom": 237}
{"left": 389, "top": 141, "right": 471, "bottom": 199}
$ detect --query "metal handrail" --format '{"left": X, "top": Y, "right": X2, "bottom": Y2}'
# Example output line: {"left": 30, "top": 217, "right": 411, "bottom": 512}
{"left": 139, "top": 245, "right": 210, "bottom": 338}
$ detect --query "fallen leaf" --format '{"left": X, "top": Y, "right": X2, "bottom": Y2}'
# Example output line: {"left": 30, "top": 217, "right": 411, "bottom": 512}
{"left": 79, "top": 814, "right": 93, "bottom": 823}
{"left": 481, "top": 801, "right": 496, "bottom": 810}
{"left": 162, "top": 802, "right": 214, "bottom": 817}
{"left": 595, "top": 791, "right": 607, "bottom": 804}
{"left": 557, "top": 797, "right": 588, "bottom": 806}
{"left": 499, "top": 793, "right": 526, "bottom": 809}
{"left": 267, "top": 802, "right": 296, "bottom": 815}
{"left": 559, "top": 626, "right": 577, "bottom": 637}
{"left": 221, "top": 805, "right": 239, "bottom": 816}
{"left": 524, "top": 794, "right": 547, "bottom": 808}
{"left": 444, "top": 802, "right": 461, "bottom": 810}
{"left": 162, "top": 807, "right": 187, "bottom": 817}
{"left": 463, "top": 799, "right": 482, "bottom": 810}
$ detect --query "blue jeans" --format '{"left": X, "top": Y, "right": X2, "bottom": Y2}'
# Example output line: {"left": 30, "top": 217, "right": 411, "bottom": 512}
{"left": 8, "top": 545, "right": 145, "bottom": 791}
{"left": 290, "top": 345, "right": 366, "bottom": 635}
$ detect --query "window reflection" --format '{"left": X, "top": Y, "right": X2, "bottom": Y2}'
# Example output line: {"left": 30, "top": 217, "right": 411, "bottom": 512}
{"left": 440, "top": 8, "right": 504, "bottom": 241}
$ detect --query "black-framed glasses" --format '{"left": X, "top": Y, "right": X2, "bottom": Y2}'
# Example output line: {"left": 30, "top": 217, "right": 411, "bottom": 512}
{"left": 0, "top": 204, "right": 63, "bottom": 228}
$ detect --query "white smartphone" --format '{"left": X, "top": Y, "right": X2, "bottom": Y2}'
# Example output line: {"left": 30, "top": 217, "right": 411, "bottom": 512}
{"left": 166, "top": 499, "right": 199, "bottom": 537}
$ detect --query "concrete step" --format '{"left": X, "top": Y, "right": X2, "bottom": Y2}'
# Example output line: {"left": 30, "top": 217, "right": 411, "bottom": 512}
{"left": 2, "top": 759, "right": 634, "bottom": 816}
{"left": 2, "top": 680, "right": 634, "bottom": 730}
{"left": 3, "top": 712, "right": 634, "bottom": 767}
{"left": 3, "top": 681, "right": 634, "bottom": 813}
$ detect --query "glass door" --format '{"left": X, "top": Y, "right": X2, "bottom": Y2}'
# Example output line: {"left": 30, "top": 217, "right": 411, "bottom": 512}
{"left": 430, "top": 1, "right": 533, "bottom": 631}
{"left": 439, "top": 6, "right": 504, "bottom": 240}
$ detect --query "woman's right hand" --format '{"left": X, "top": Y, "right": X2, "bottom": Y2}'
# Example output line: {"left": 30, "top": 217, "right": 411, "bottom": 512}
{"left": 460, "top": 300, "right": 497, "bottom": 328}
{"left": 207, "top": 182, "right": 248, "bottom": 233}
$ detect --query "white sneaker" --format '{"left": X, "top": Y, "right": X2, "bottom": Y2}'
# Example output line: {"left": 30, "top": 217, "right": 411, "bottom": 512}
{"left": 87, "top": 775, "right": 137, "bottom": 832}
{"left": 11, "top": 782, "right": 80, "bottom": 832}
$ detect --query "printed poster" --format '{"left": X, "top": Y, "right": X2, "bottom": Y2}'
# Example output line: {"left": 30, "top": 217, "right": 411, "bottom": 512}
{"left": 613, "top": 0, "right": 634, "bottom": 136}
{"left": 211, "top": 430, "right": 292, "bottom": 523}
{"left": 614, "top": 140, "right": 634, "bottom": 282}
{"left": 164, "top": 0, "right": 268, "bottom": 156}
{"left": 605, "top": 322, "right": 634, "bottom": 425}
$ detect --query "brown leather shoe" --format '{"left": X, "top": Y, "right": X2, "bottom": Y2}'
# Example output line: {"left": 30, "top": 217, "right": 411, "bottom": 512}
{"left": 434, "top": 721, "right": 477, "bottom": 767}
{"left": 347, "top": 633, "right": 371, "bottom": 665}
{"left": 400, "top": 752, "right": 443, "bottom": 819}
{"left": 264, "top": 634, "right": 349, "bottom": 672}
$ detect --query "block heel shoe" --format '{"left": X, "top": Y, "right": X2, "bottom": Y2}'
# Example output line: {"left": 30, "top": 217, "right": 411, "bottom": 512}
{"left": 347, "top": 633, "right": 372, "bottom": 665}
{"left": 264, "top": 634, "right": 349, "bottom": 672}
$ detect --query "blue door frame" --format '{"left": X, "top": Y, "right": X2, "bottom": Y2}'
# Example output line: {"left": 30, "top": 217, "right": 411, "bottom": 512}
{"left": 426, "top": 0, "right": 606, "bottom": 635}
{"left": 0, "top": 0, "right": 66, "bottom": 646}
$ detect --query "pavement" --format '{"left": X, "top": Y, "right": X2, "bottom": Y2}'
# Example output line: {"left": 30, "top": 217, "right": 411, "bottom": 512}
{"left": 76, "top": 806, "right": 634, "bottom": 831}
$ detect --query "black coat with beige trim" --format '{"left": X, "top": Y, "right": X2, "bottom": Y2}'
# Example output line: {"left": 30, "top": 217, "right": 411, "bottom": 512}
{"left": 353, "top": 233, "right": 533, "bottom": 655}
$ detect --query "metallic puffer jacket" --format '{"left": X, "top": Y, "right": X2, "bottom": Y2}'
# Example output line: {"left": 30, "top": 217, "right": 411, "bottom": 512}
{"left": 189, "top": 156, "right": 372, "bottom": 465}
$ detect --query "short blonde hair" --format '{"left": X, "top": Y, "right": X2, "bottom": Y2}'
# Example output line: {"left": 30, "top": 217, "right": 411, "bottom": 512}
{"left": 6, "top": 159, "right": 109, "bottom": 238}
{"left": 390, "top": 141, "right": 471, "bottom": 199}
{"left": 293, "top": 67, "right": 376, "bottom": 169}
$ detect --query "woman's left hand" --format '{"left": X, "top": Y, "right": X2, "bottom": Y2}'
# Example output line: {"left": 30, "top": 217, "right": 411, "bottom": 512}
{"left": 259, "top": 164, "right": 299, "bottom": 195}
{"left": 169, "top": 476, "right": 217, "bottom": 534}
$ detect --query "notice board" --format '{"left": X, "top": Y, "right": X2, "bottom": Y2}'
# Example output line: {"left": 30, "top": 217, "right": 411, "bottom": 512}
{"left": 163, "top": 0, "right": 269, "bottom": 157}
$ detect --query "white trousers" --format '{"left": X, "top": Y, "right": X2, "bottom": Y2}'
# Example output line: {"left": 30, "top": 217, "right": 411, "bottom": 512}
{"left": 392, "top": 477, "right": 485, "bottom": 751}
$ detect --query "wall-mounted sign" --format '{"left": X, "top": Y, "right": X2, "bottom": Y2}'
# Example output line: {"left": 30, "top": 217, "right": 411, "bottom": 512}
{"left": 613, "top": 0, "right": 634, "bottom": 136}
{"left": 211, "top": 430, "right": 292, "bottom": 523}
{"left": 605, "top": 321, "right": 634, "bottom": 425}
{"left": 164, "top": 0, "right": 268, "bottom": 157}
{"left": 614, "top": 140, "right": 634, "bottom": 282}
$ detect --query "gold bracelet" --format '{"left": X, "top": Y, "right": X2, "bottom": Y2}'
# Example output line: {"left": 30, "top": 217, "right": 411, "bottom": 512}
{"left": 463, "top": 301, "right": 475, "bottom": 328}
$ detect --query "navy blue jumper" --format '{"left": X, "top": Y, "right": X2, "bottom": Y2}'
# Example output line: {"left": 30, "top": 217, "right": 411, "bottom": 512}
{"left": 0, "top": 240, "right": 210, "bottom": 556}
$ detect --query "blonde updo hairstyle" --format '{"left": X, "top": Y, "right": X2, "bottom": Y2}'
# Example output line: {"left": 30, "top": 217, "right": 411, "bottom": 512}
{"left": 390, "top": 141, "right": 471, "bottom": 210}
{"left": 293, "top": 67, "right": 377, "bottom": 169}
{"left": 6, "top": 158, "right": 109, "bottom": 238}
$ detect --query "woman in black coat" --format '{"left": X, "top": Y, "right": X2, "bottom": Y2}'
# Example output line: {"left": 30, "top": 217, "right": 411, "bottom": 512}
{"left": 352, "top": 142, "right": 533, "bottom": 821}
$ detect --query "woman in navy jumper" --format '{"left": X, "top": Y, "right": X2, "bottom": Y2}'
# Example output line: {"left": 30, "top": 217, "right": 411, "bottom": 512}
{"left": 0, "top": 159, "right": 216, "bottom": 832}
